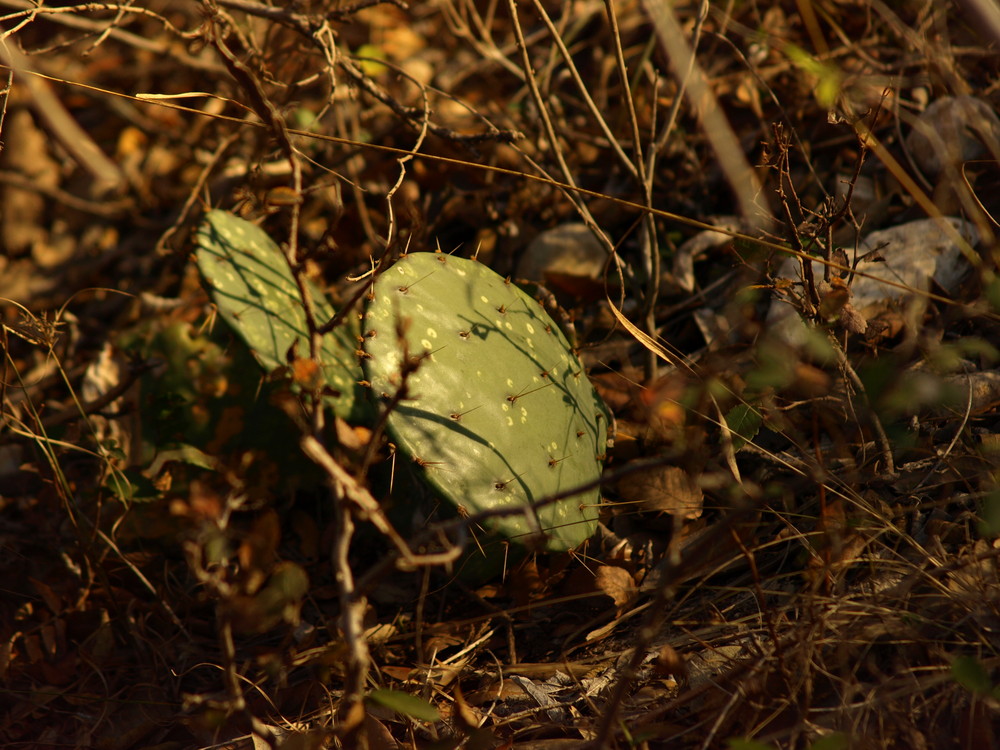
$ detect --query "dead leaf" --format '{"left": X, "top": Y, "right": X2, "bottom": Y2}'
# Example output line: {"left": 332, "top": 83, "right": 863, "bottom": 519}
{"left": 594, "top": 565, "right": 636, "bottom": 610}
{"left": 363, "top": 712, "right": 401, "bottom": 750}
{"left": 451, "top": 683, "right": 482, "bottom": 732}
{"left": 292, "top": 357, "right": 322, "bottom": 388}
{"left": 653, "top": 643, "right": 688, "bottom": 679}
{"left": 817, "top": 278, "right": 850, "bottom": 319}
{"left": 789, "top": 361, "right": 832, "bottom": 398}
{"left": 228, "top": 561, "right": 309, "bottom": 634}
{"left": 839, "top": 303, "right": 868, "bottom": 335}
{"left": 639, "top": 373, "right": 690, "bottom": 441}
{"left": 30, "top": 576, "right": 63, "bottom": 615}
{"left": 617, "top": 465, "right": 703, "bottom": 520}
{"left": 336, "top": 416, "right": 371, "bottom": 451}
{"left": 509, "top": 556, "right": 546, "bottom": 610}
{"left": 238, "top": 509, "right": 281, "bottom": 582}
{"left": 82, "top": 342, "right": 127, "bottom": 454}
{"left": 590, "top": 371, "right": 640, "bottom": 413}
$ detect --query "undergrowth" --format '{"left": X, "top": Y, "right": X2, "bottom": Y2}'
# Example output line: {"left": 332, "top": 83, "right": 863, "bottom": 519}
{"left": 1, "top": 1, "right": 999, "bottom": 748}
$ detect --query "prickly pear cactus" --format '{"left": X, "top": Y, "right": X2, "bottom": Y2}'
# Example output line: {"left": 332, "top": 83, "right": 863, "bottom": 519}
{"left": 195, "top": 210, "right": 366, "bottom": 421}
{"left": 362, "top": 252, "right": 609, "bottom": 551}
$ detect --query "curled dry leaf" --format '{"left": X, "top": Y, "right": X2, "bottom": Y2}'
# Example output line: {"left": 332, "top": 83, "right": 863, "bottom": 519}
{"left": 817, "top": 278, "right": 851, "bottom": 319}
{"left": 594, "top": 564, "right": 637, "bottom": 611}
{"left": 335, "top": 416, "right": 372, "bottom": 451}
{"left": 227, "top": 561, "right": 309, "bottom": 634}
{"left": 617, "top": 465, "right": 703, "bottom": 520}
{"left": 82, "top": 342, "right": 128, "bottom": 454}
{"left": 839, "top": 303, "right": 868, "bottom": 335}
{"left": 653, "top": 643, "right": 688, "bottom": 679}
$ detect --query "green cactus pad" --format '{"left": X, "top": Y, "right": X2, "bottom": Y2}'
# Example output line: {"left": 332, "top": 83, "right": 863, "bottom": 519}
{"left": 195, "top": 210, "right": 366, "bottom": 420}
{"left": 362, "top": 252, "right": 609, "bottom": 551}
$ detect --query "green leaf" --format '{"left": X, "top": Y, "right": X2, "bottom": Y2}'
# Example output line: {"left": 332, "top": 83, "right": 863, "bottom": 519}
{"left": 104, "top": 468, "right": 158, "bottom": 503}
{"left": 783, "top": 43, "right": 843, "bottom": 108}
{"left": 147, "top": 444, "right": 218, "bottom": 476}
{"left": 951, "top": 655, "right": 994, "bottom": 695}
{"left": 724, "top": 403, "right": 762, "bottom": 452}
{"left": 366, "top": 688, "right": 440, "bottom": 722}
{"left": 354, "top": 44, "right": 388, "bottom": 76}
{"left": 979, "top": 488, "right": 1000, "bottom": 537}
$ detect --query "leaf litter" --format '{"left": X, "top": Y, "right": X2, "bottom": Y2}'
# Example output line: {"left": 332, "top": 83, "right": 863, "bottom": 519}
{"left": 1, "top": 1, "right": 1000, "bottom": 748}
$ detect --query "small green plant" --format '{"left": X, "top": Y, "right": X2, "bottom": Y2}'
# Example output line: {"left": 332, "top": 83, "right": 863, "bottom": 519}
{"left": 951, "top": 655, "right": 1000, "bottom": 699}
{"left": 195, "top": 210, "right": 367, "bottom": 420}
{"left": 363, "top": 252, "right": 609, "bottom": 551}
{"left": 195, "top": 216, "right": 609, "bottom": 554}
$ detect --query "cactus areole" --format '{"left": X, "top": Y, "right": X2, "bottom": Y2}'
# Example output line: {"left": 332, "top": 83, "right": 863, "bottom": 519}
{"left": 363, "top": 252, "right": 609, "bottom": 551}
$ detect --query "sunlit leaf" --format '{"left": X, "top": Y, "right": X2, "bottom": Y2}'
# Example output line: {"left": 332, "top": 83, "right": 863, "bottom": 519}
{"left": 355, "top": 44, "right": 388, "bottom": 76}
{"left": 783, "top": 43, "right": 843, "bottom": 109}
{"left": 366, "top": 689, "right": 440, "bottom": 722}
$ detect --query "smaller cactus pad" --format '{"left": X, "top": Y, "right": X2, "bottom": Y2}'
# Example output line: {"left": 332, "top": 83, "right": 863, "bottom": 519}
{"left": 195, "top": 210, "right": 365, "bottom": 420}
{"left": 362, "top": 252, "right": 609, "bottom": 551}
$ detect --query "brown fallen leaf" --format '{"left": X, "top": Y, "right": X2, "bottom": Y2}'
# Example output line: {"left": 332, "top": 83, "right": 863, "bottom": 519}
{"left": 617, "top": 465, "right": 703, "bottom": 520}
{"left": 653, "top": 643, "right": 688, "bottom": 680}
{"left": 594, "top": 565, "right": 637, "bottom": 611}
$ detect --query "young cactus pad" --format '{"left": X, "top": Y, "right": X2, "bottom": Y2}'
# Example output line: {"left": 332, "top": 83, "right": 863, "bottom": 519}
{"left": 195, "top": 210, "right": 365, "bottom": 420}
{"left": 362, "top": 252, "right": 609, "bottom": 551}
